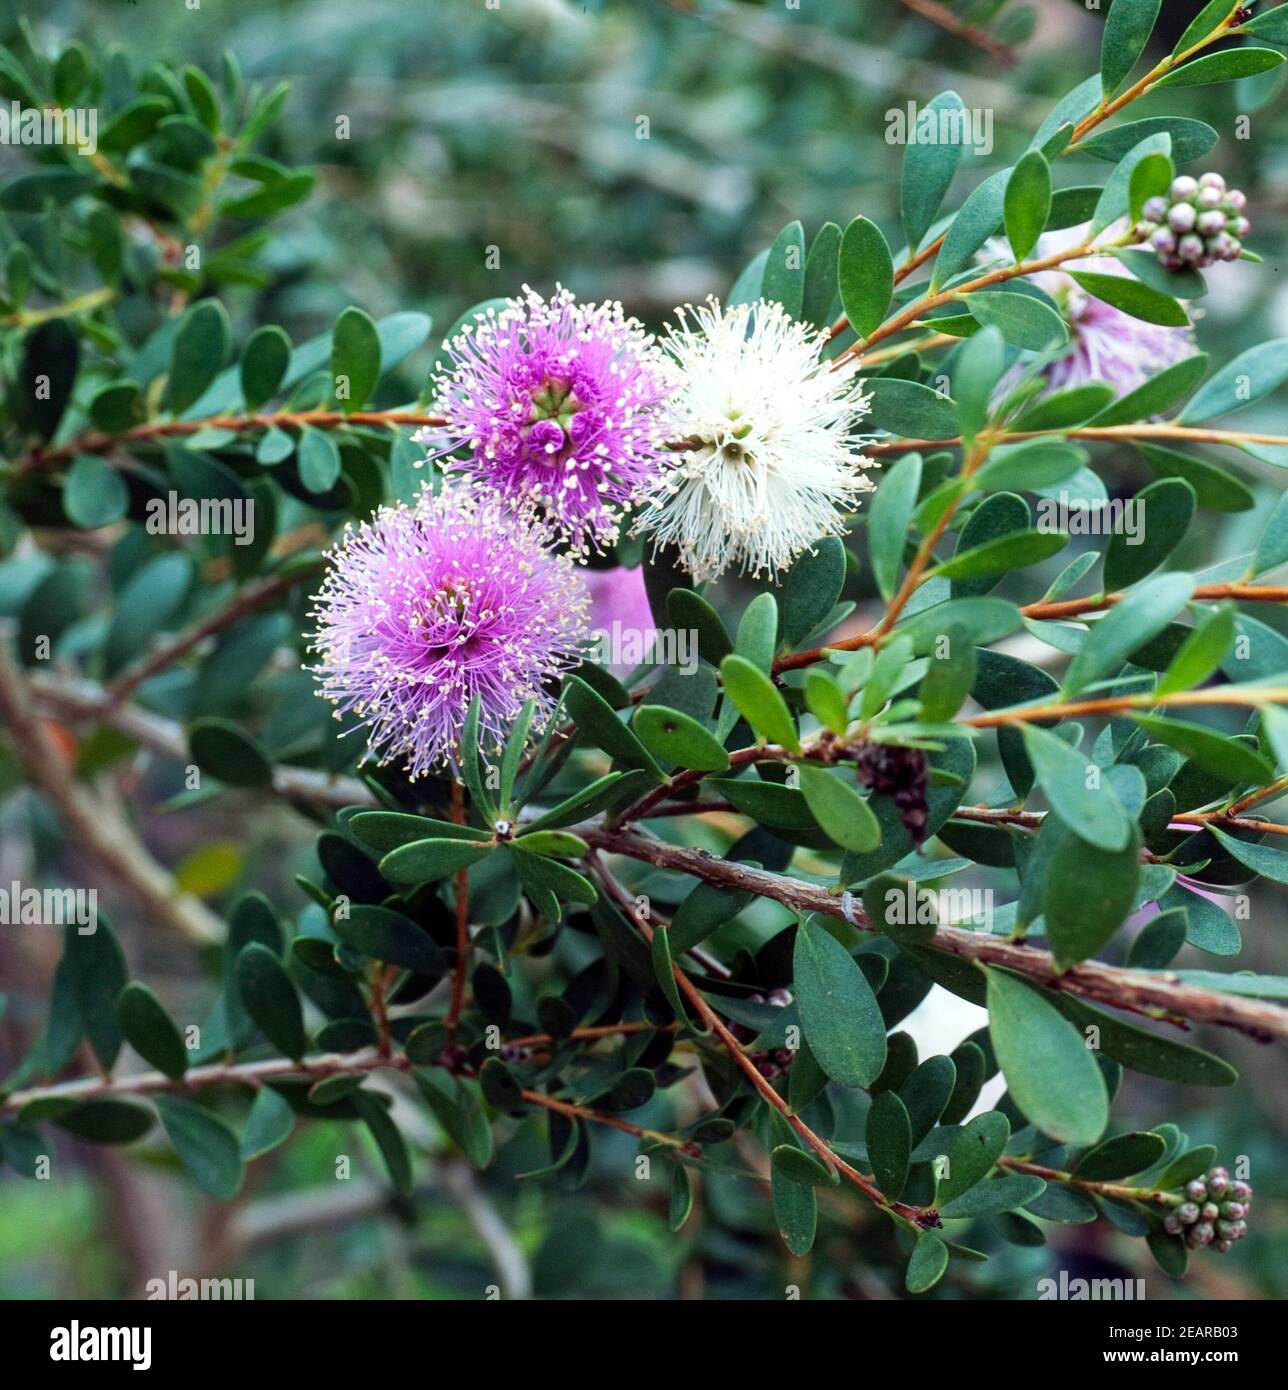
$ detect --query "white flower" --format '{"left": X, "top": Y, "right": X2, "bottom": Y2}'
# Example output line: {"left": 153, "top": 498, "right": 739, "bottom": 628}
{"left": 634, "top": 298, "right": 876, "bottom": 583}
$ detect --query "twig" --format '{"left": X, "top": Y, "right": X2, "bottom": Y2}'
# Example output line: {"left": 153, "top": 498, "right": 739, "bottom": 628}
{"left": 899, "top": 0, "right": 1017, "bottom": 67}
{"left": 581, "top": 826, "right": 1288, "bottom": 1042}
{"left": 0, "top": 637, "right": 224, "bottom": 946}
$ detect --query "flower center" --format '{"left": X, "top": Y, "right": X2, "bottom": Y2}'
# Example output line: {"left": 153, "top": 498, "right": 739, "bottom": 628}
{"left": 414, "top": 580, "right": 473, "bottom": 636}
{"left": 526, "top": 379, "right": 584, "bottom": 431}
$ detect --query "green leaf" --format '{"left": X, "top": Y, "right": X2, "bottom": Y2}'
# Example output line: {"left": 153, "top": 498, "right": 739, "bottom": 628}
{"left": 720, "top": 654, "right": 801, "bottom": 752}
{"left": 918, "top": 625, "right": 977, "bottom": 723}
{"left": 1133, "top": 714, "right": 1275, "bottom": 787}
{"left": 52, "top": 1099, "right": 155, "bottom": 1146}
{"left": 797, "top": 765, "right": 881, "bottom": 852}
{"left": 379, "top": 837, "right": 494, "bottom": 886}
{"left": 16, "top": 319, "right": 80, "bottom": 441}
{"left": 866, "top": 1091, "right": 911, "bottom": 1201}
{"left": 1076, "top": 116, "right": 1218, "bottom": 165}
{"left": 1252, "top": 490, "right": 1288, "bottom": 576}
{"left": 509, "top": 830, "right": 588, "bottom": 858}
{"left": 940, "top": 1174, "right": 1047, "bottom": 1218}
{"left": 1068, "top": 270, "right": 1188, "bottom": 327}
{"left": 769, "top": 1112, "right": 818, "bottom": 1255}
{"left": 632, "top": 705, "right": 730, "bottom": 772}
{"left": 932, "top": 167, "right": 1009, "bottom": 291}
{"left": 240, "top": 324, "right": 291, "bottom": 410}
{"left": 521, "top": 771, "right": 648, "bottom": 833}
{"left": 801, "top": 221, "right": 843, "bottom": 329}
{"left": 952, "top": 325, "right": 1005, "bottom": 443}
{"left": 1180, "top": 338, "right": 1288, "bottom": 422}
{"left": 188, "top": 717, "right": 274, "bottom": 788}
{"left": 1051, "top": 992, "right": 1238, "bottom": 1085}
{"left": 352, "top": 1090, "right": 413, "bottom": 1196}
{"left": 1137, "top": 443, "right": 1255, "bottom": 513}
{"left": 934, "top": 1110, "right": 1010, "bottom": 1204}
{"left": 974, "top": 440, "right": 1086, "bottom": 493}
{"left": 669, "top": 1164, "right": 694, "bottom": 1232}
{"left": 235, "top": 943, "right": 306, "bottom": 1059}
{"left": 1021, "top": 724, "right": 1131, "bottom": 850}
{"left": 1073, "top": 1130, "right": 1167, "bottom": 1180}
{"left": 331, "top": 306, "right": 382, "bottom": 413}
{"left": 706, "top": 775, "right": 815, "bottom": 829}
{"left": 1156, "top": 604, "right": 1236, "bottom": 695}
{"left": 793, "top": 916, "right": 887, "bottom": 1089}
{"left": 666, "top": 589, "right": 733, "bottom": 666}
{"left": 901, "top": 91, "right": 967, "bottom": 252}
{"left": 985, "top": 968, "right": 1108, "bottom": 1145}
{"left": 1043, "top": 819, "right": 1142, "bottom": 968}
{"left": 865, "top": 378, "right": 959, "bottom": 440}
{"left": 1003, "top": 149, "right": 1052, "bottom": 262}
{"left": 1177, "top": 0, "right": 1241, "bottom": 52}
{"left": 782, "top": 537, "right": 846, "bottom": 647}
{"left": 899, "top": 1055, "right": 957, "bottom": 1146}
{"left": 838, "top": 216, "right": 893, "bottom": 339}
{"left": 240, "top": 1086, "right": 295, "bottom": 1160}
{"left": 962, "top": 291, "right": 1067, "bottom": 351}
{"left": 1102, "top": 0, "right": 1162, "bottom": 96}
{"left": 1244, "top": 3, "right": 1288, "bottom": 41}
{"left": 349, "top": 812, "right": 491, "bottom": 853}
{"left": 670, "top": 882, "right": 755, "bottom": 954}
{"left": 415, "top": 1068, "right": 494, "bottom": 1168}
{"left": 1062, "top": 572, "right": 1195, "bottom": 694}
{"left": 762, "top": 220, "right": 806, "bottom": 319}
{"left": 168, "top": 300, "right": 230, "bottom": 415}
{"left": 932, "top": 529, "right": 1067, "bottom": 581}
{"left": 64, "top": 455, "right": 129, "bottom": 529}
{"left": 1155, "top": 47, "right": 1285, "bottom": 87}
{"left": 65, "top": 921, "right": 127, "bottom": 1070}
{"left": 297, "top": 424, "right": 342, "bottom": 492}
{"left": 116, "top": 983, "right": 188, "bottom": 1079}
{"left": 154, "top": 1095, "right": 244, "bottom": 1199}
{"left": 1089, "top": 354, "right": 1210, "bottom": 427}
{"left": 906, "top": 1234, "right": 950, "bottom": 1293}
{"left": 1209, "top": 825, "right": 1288, "bottom": 884}
{"left": 1103, "top": 479, "right": 1196, "bottom": 590}
{"left": 334, "top": 904, "right": 443, "bottom": 973}
{"left": 511, "top": 846, "right": 598, "bottom": 910}
{"left": 868, "top": 451, "right": 922, "bottom": 601}
{"left": 564, "top": 675, "right": 666, "bottom": 781}
{"left": 804, "top": 669, "right": 851, "bottom": 736}
{"left": 771, "top": 1143, "right": 836, "bottom": 1187}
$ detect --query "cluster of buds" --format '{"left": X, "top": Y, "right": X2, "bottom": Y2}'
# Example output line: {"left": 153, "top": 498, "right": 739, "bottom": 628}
{"left": 1135, "top": 173, "right": 1250, "bottom": 271}
{"left": 1161, "top": 1166, "right": 1252, "bottom": 1253}
{"left": 728, "top": 988, "right": 797, "bottom": 1078}
{"left": 857, "top": 742, "right": 930, "bottom": 846}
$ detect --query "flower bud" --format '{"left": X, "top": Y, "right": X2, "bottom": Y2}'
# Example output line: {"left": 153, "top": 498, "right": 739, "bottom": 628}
{"left": 1164, "top": 1213, "right": 1184, "bottom": 1235}
{"left": 1151, "top": 227, "right": 1178, "bottom": 254}
{"left": 1168, "top": 202, "right": 1197, "bottom": 232}
{"left": 1178, "top": 234, "right": 1205, "bottom": 264}
{"left": 1185, "top": 1179, "right": 1208, "bottom": 1202}
{"left": 1191, "top": 1221, "right": 1215, "bottom": 1246}
{"left": 1206, "top": 1167, "right": 1229, "bottom": 1196}
{"left": 1198, "top": 171, "right": 1227, "bottom": 193}
{"left": 1197, "top": 186, "right": 1224, "bottom": 210}
{"left": 1201, "top": 1202, "right": 1221, "bottom": 1222}
{"left": 1232, "top": 216, "right": 1251, "bottom": 238}
{"left": 1142, "top": 195, "right": 1169, "bottom": 222}
{"left": 1231, "top": 1180, "right": 1253, "bottom": 1201}
{"left": 1212, "top": 1238, "right": 1233, "bottom": 1254}
{"left": 1221, "top": 1201, "right": 1246, "bottom": 1220}
{"left": 1178, "top": 1201, "right": 1200, "bottom": 1224}
{"left": 1226, "top": 189, "right": 1247, "bottom": 213}
{"left": 1170, "top": 175, "right": 1199, "bottom": 201}
{"left": 1197, "top": 209, "right": 1227, "bottom": 237}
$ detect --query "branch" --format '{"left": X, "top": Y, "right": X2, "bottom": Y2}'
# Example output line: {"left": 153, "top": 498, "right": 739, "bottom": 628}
{"left": 581, "top": 825, "right": 1288, "bottom": 1043}
{"left": 0, "top": 637, "right": 224, "bottom": 946}
{"left": 17, "top": 408, "right": 446, "bottom": 475}
{"left": 105, "top": 563, "right": 323, "bottom": 711}
{"left": 899, "top": 0, "right": 1017, "bottom": 66}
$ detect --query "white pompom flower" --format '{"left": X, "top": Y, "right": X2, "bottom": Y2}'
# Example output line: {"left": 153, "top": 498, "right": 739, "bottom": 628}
{"left": 635, "top": 297, "right": 876, "bottom": 583}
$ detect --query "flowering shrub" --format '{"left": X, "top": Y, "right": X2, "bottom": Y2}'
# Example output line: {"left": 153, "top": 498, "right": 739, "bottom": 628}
{"left": 2, "top": 1, "right": 1288, "bottom": 1302}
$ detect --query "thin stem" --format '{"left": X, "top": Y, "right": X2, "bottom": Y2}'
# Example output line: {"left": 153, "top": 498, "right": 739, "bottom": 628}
{"left": 446, "top": 780, "right": 471, "bottom": 1034}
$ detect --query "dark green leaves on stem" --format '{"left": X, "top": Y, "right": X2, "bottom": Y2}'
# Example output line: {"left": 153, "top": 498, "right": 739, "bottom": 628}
{"left": 1003, "top": 150, "right": 1051, "bottom": 262}
{"left": 985, "top": 967, "right": 1108, "bottom": 1145}
{"left": 234, "top": 943, "right": 306, "bottom": 1060}
{"left": 154, "top": 1096, "right": 244, "bottom": 1200}
{"left": 868, "top": 451, "right": 921, "bottom": 601}
{"left": 838, "top": 216, "right": 893, "bottom": 339}
{"left": 901, "top": 90, "right": 967, "bottom": 253}
{"left": 719, "top": 655, "right": 800, "bottom": 753}
{"left": 792, "top": 916, "right": 886, "bottom": 1089}
{"left": 331, "top": 306, "right": 381, "bottom": 413}
{"left": 116, "top": 983, "right": 188, "bottom": 1079}
{"left": 168, "top": 300, "right": 230, "bottom": 415}
{"left": 1101, "top": 0, "right": 1162, "bottom": 97}
{"left": 240, "top": 324, "right": 291, "bottom": 411}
